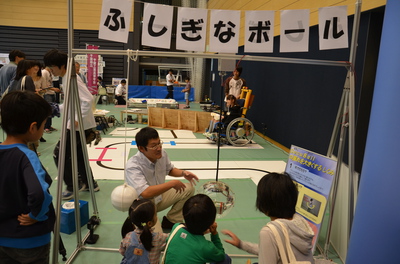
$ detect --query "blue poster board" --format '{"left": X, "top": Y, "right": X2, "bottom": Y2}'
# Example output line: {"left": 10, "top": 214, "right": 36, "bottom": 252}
{"left": 285, "top": 145, "right": 337, "bottom": 251}
{"left": 127, "top": 85, "right": 195, "bottom": 101}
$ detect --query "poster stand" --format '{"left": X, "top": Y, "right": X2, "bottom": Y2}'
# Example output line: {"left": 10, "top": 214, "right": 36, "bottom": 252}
{"left": 285, "top": 145, "right": 338, "bottom": 254}
{"left": 51, "top": 1, "right": 362, "bottom": 263}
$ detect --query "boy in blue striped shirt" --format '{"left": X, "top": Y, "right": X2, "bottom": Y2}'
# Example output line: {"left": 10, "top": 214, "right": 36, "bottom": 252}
{"left": 0, "top": 90, "right": 55, "bottom": 263}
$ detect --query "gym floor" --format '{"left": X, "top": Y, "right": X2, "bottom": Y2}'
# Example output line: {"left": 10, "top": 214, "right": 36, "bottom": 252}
{"left": 0, "top": 101, "right": 342, "bottom": 264}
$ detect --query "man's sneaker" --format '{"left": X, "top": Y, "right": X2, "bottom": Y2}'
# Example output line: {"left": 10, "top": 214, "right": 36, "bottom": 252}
{"left": 161, "top": 216, "right": 175, "bottom": 230}
{"left": 78, "top": 182, "right": 87, "bottom": 192}
{"left": 62, "top": 190, "right": 74, "bottom": 200}
{"left": 84, "top": 181, "right": 100, "bottom": 192}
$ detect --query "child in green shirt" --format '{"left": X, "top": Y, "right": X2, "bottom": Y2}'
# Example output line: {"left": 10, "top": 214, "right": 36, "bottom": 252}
{"left": 164, "top": 194, "right": 231, "bottom": 264}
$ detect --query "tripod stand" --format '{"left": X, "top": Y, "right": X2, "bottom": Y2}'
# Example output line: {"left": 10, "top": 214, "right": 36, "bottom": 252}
{"left": 51, "top": 58, "right": 101, "bottom": 264}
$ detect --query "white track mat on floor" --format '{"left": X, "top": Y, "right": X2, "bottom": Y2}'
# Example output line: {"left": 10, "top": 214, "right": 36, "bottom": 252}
{"left": 87, "top": 138, "right": 280, "bottom": 183}
{"left": 90, "top": 158, "right": 286, "bottom": 185}
{"left": 90, "top": 137, "right": 262, "bottom": 152}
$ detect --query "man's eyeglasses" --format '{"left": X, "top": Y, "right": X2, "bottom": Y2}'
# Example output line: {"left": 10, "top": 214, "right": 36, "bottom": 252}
{"left": 147, "top": 141, "right": 163, "bottom": 150}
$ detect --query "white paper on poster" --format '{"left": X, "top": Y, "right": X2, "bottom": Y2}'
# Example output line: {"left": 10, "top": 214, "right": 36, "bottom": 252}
{"left": 99, "top": 0, "right": 132, "bottom": 43}
{"left": 280, "top": 9, "right": 310, "bottom": 53}
{"left": 245, "top": 10, "right": 275, "bottom": 53}
{"left": 142, "top": 3, "right": 174, "bottom": 49}
{"left": 319, "top": 6, "right": 348, "bottom": 50}
{"left": 176, "top": 7, "right": 208, "bottom": 52}
{"left": 209, "top": 10, "right": 240, "bottom": 53}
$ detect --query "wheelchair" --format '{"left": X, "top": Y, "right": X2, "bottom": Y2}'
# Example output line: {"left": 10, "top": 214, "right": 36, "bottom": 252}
{"left": 204, "top": 88, "right": 255, "bottom": 147}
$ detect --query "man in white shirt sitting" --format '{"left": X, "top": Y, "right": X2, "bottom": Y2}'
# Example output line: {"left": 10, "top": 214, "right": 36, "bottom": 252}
{"left": 115, "top": 79, "right": 127, "bottom": 105}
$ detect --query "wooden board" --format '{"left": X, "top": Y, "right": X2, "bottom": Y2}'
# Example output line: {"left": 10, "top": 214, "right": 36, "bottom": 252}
{"left": 148, "top": 108, "right": 211, "bottom": 133}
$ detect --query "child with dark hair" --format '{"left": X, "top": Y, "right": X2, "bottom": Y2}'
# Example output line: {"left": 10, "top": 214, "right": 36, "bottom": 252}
{"left": 222, "top": 172, "right": 315, "bottom": 264}
{"left": 164, "top": 194, "right": 231, "bottom": 264}
{"left": 119, "top": 199, "right": 168, "bottom": 264}
{"left": 0, "top": 90, "right": 55, "bottom": 263}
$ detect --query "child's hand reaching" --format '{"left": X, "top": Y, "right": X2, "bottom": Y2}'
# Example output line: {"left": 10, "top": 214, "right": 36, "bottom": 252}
{"left": 221, "top": 229, "right": 240, "bottom": 248}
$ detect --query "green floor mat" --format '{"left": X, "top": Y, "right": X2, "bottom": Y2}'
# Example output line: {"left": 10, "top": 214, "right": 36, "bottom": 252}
{"left": 51, "top": 178, "right": 264, "bottom": 264}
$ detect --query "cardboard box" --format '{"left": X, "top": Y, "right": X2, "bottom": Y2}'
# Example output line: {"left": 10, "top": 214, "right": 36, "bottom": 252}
{"left": 60, "top": 200, "right": 89, "bottom": 234}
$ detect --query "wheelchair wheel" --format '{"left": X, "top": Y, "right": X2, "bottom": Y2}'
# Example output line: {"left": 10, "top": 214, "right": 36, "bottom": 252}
{"left": 226, "top": 117, "right": 254, "bottom": 146}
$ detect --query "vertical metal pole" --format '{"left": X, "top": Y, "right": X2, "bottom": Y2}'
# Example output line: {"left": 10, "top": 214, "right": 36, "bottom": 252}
{"left": 52, "top": 1, "right": 75, "bottom": 262}
{"left": 215, "top": 71, "right": 226, "bottom": 182}
{"left": 324, "top": 83, "right": 349, "bottom": 256}
{"left": 67, "top": 0, "right": 73, "bottom": 58}
{"left": 327, "top": 89, "right": 346, "bottom": 157}
{"left": 323, "top": 0, "right": 362, "bottom": 257}
{"left": 51, "top": 55, "right": 75, "bottom": 264}
{"left": 347, "top": 0, "right": 363, "bottom": 234}
{"left": 69, "top": 60, "right": 82, "bottom": 246}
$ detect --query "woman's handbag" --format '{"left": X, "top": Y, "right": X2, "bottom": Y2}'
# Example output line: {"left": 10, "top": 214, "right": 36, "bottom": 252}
{"left": 20, "top": 76, "right": 26, "bottom": 90}
{"left": 0, "top": 76, "right": 26, "bottom": 100}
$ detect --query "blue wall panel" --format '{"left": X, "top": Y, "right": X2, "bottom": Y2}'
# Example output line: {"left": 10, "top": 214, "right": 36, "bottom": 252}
{"left": 128, "top": 85, "right": 195, "bottom": 101}
{"left": 347, "top": 1, "right": 400, "bottom": 263}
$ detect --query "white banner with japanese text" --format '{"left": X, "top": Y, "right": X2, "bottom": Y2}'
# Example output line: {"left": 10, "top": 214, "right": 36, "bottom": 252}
{"left": 99, "top": 0, "right": 132, "bottom": 43}
{"left": 245, "top": 10, "right": 275, "bottom": 53}
{"left": 319, "top": 6, "right": 348, "bottom": 50}
{"left": 86, "top": 45, "right": 99, "bottom": 95}
{"left": 98, "top": 1, "right": 350, "bottom": 53}
{"left": 142, "top": 3, "right": 174, "bottom": 49}
{"left": 280, "top": 9, "right": 310, "bottom": 53}
{"left": 208, "top": 9, "right": 240, "bottom": 53}
{"left": 176, "top": 7, "right": 208, "bottom": 52}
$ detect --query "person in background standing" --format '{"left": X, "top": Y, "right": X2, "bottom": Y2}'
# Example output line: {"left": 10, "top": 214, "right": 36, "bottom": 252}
{"left": 8, "top": 59, "right": 40, "bottom": 155}
{"left": 0, "top": 50, "right": 26, "bottom": 96}
{"left": 42, "top": 66, "right": 61, "bottom": 134}
{"left": 224, "top": 66, "right": 246, "bottom": 100}
{"left": 8, "top": 59, "right": 36, "bottom": 93}
{"left": 75, "top": 62, "right": 87, "bottom": 84}
{"left": 31, "top": 61, "right": 47, "bottom": 94}
{"left": 182, "top": 77, "right": 191, "bottom": 108}
{"left": 30, "top": 60, "right": 48, "bottom": 143}
{"left": 44, "top": 49, "right": 99, "bottom": 200}
{"left": 165, "top": 69, "right": 175, "bottom": 99}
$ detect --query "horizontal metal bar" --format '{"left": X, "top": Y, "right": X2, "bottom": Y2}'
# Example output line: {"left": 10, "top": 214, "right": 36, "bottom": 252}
{"left": 82, "top": 246, "right": 119, "bottom": 252}
{"left": 72, "top": 48, "right": 350, "bottom": 68}
{"left": 80, "top": 245, "right": 258, "bottom": 258}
